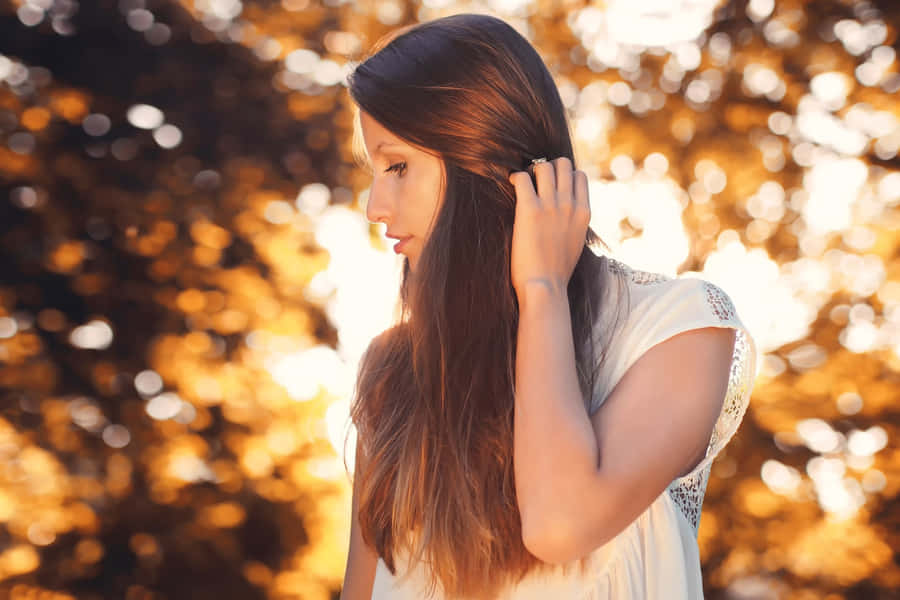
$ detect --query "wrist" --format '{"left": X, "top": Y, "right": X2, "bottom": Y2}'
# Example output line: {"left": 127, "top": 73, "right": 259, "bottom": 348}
{"left": 516, "top": 278, "right": 569, "bottom": 311}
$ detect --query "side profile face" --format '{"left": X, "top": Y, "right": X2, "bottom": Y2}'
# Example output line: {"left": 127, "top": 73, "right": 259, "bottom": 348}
{"left": 357, "top": 109, "right": 446, "bottom": 271}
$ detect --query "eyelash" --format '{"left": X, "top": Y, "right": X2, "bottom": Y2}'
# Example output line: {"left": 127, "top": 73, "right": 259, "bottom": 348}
{"left": 385, "top": 162, "right": 406, "bottom": 176}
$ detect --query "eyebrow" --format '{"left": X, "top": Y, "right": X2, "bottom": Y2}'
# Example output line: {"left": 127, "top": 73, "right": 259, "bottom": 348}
{"left": 358, "top": 141, "right": 407, "bottom": 171}
{"left": 374, "top": 141, "right": 407, "bottom": 156}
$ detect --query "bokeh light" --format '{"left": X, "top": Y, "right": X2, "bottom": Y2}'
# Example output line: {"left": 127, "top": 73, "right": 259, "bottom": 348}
{"left": 1, "top": 0, "right": 899, "bottom": 599}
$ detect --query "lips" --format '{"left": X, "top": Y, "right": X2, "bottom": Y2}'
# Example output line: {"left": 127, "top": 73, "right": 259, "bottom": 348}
{"left": 392, "top": 237, "right": 411, "bottom": 254}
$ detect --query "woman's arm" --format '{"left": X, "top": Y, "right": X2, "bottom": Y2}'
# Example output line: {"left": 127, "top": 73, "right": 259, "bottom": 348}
{"left": 340, "top": 442, "right": 378, "bottom": 600}
{"left": 513, "top": 283, "right": 736, "bottom": 564}
{"left": 513, "top": 283, "right": 600, "bottom": 554}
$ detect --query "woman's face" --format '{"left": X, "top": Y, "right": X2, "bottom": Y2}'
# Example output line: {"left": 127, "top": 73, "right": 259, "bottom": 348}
{"left": 358, "top": 109, "right": 445, "bottom": 271}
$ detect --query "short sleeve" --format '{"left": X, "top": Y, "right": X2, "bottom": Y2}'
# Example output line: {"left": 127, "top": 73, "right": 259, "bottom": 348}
{"left": 651, "top": 277, "right": 758, "bottom": 534}
{"left": 663, "top": 278, "right": 758, "bottom": 477}
{"left": 593, "top": 271, "right": 759, "bottom": 534}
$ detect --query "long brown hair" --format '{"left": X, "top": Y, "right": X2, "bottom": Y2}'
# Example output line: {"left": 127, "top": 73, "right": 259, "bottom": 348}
{"left": 344, "top": 13, "right": 630, "bottom": 599}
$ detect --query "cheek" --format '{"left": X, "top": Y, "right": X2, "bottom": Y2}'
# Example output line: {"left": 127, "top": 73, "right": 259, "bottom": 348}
{"left": 420, "top": 172, "right": 442, "bottom": 205}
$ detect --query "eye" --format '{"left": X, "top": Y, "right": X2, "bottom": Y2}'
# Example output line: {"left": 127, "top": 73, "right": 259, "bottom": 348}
{"left": 385, "top": 161, "right": 407, "bottom": 176}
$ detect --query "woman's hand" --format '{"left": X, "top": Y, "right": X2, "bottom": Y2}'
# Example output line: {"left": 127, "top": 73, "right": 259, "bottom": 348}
{"left": 508, "top": 157, "right": 590, "bottom": 300}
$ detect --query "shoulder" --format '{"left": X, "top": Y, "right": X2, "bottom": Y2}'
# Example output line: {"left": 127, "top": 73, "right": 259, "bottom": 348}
{"left": 603, "top": 256, "right": 736, "bottom": 324}
{"left": 605, "top": 256, "right": 673, "bottom": 288}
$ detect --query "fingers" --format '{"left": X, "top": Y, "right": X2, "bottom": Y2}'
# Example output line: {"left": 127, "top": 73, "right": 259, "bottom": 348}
{"left": 574, "top": 168, "right": 590, "bottom": 223}
{"left": 508, "top": 170, "right": 540, "bottom": 208}
{"left": 509, "top": 157, "right": 583, "bottom": 213}
{"left": 554, "top": 157, "right": 574, "bottom": 211}
{"left": 531, "top": 160, "right": 556, "bottom": 205}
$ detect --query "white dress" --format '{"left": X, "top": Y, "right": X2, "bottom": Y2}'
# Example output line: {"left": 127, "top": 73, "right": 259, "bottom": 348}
{"left": 370, "top": 257, "right": 759, "bottom": 600}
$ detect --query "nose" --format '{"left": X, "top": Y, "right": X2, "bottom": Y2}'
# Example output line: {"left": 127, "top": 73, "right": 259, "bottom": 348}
{"left": 365, "top": 178, "right": 392, "bottom": 226}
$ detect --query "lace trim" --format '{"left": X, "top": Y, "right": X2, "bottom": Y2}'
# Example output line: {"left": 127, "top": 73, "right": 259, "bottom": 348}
{"left": 667, "top": 462, "right": 713, "bottom": 536}
{"left": 667, "top": 313, "right": 755, "bottom": 536}
{"left": 606, "top": 257, "right": 670, "bottom": 285}
{"left": 701, "top": 280, "right": 737, "bottom": 321}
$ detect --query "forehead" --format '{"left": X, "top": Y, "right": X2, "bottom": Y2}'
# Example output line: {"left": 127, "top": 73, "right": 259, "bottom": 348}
{"left": 358, "top": 111, "right": 412, "bottom": 155}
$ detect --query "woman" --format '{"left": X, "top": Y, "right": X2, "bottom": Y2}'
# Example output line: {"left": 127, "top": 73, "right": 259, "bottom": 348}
{"left": 341, "top": 13, "right": 757, "bottom": 600}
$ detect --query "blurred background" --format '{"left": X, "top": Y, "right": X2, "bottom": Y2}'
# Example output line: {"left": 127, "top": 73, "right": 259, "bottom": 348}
{"left": 0, "top": 0, "right": 898, "bottom": 598}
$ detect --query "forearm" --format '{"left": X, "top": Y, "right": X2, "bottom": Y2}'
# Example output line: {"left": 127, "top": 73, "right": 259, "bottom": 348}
{"left": 514, "top": 281, "right": 600, "bottom": 544}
